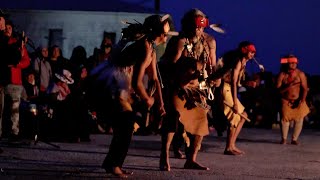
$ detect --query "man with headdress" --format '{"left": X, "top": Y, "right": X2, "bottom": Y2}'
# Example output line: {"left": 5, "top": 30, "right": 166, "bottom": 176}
{"left": 90, "top": 14, "right": 175, "bottom": 177}
{"left": 159, "top": 8, "right": 220, "bottom": 171}
{"left": 276, "top": 55, "right": 309, "bottom": 145}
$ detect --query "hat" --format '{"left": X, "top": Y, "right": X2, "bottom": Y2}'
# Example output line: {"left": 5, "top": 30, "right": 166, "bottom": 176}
{"left": 55, "top": 69, "right": 74, "bottom": 84}
{"left": 143, "top": 14, "right": 178, "bottom": 37}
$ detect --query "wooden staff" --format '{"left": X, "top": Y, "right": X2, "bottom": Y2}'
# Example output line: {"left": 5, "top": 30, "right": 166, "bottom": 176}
{"left": 223, "top": 100, "right": 251, "bottom": 122}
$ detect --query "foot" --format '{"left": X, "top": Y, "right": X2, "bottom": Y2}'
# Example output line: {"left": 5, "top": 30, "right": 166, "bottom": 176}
{"left": 173, "top": 150, "right": 186, "bottom": 159}
{"left": 160, "top": 154, "right": 170, "bottom": 171}
{"left": 291, "top": 140, "right": 299, "bottom": 145}
{"left": 233, "top": 147, "right": 245, "bottom": 155}
{"left": 280, "top": 139, "right": 287, "bottom": 145}
{"left": 223, "top": 149, "right": 242, "bottom": 156}
{"left": 103, "top": 166, "right": 132, "bottom": 178}
{"left": 184, "top": 161, "right": 209, "bottom": 170}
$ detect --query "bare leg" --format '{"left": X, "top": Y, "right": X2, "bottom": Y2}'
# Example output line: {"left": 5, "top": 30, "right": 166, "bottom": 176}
{"left": 184, "top": 135, "right": 209, "bottom": 170}
{"left": 225, "top": 125, "right": 235, "bottom": 152}
{"left": 160, "top": 132, "right": 174, "bottom": 171}
{"left": 231, "top": 115, "right": 246, "bottom": 154}
{"left": 291, "top": 119, "right": 303, "bottom": 145}
{"left": 224, "top": 113, "right": 246, "bottom": 155}
{"left": 281, "top": 120, "right": 290, "bottom": 144}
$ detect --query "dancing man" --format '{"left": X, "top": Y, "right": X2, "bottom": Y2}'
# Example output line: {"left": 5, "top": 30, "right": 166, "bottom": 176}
{"left": 276, "top": 54, "right": 309, "bottom": 145}
{"left": 90, "top": 14, "right": 174, "bottom": 177}
{"left": 159, "top": 8, "right": 218, "bottom": 171}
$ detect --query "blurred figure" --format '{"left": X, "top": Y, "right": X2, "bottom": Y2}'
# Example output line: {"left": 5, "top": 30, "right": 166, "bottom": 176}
{"left": 68, "top": 46, "right": 92, "bottom": 142}
{"left": 98, "top": 37, "right": 112, "bottom": 64}
{"left": 91, "top": 14, "right": 172, "bottom": 177}
{"left": 33, "top": 45, "right": 52, "bottom": 95}
{"left": 2, "top": 20, "right": 30, "bottom": 141}
{"left": 46, "top": 69, "right": 73, "bottom": 141}
{"left": 276, "top": 55, "right": 309, "bottom": 145}
{"left": 49, "top": 45, "right": 69, "bottom": 75}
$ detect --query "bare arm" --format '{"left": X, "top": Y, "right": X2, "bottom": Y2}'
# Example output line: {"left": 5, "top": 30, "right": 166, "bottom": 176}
{"left": 276, "top": 73, "right": 284, "bottom": 89}
{"left": 299, "top": 71, "right": 308, "bottom": 102}
{"left": 207, "top": 35, "right": 217, "bottom": 71}
{"left": 172, "top": 38, "right": 186, "bottom": 63}
{"left": 149, "top": 51, "right": 165, "bottom": 114}
{"left": 134, "top": 41, "right": 154, "bottom": 108}
{"left": 232, "top": 61, "right": 241, "bottom": 113}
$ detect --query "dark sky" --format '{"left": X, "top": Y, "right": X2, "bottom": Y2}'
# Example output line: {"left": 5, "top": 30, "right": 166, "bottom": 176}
{"left": 2, "top": 0, "right": 320, "bottom": 75}
{"left": 133, "top": 0, "right": 320, "bottom": 75}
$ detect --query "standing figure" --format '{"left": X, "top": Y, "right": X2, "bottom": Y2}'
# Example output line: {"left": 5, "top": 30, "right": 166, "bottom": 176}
{"left": 33, "top": 45, "right": 52, "bottom": 96}
{"left": 159, "top": 8, "right": 218, "bottom": 171}
{"left": 276, "top": 55, "right": 309, "bottom": 145}
{"left": 91, "top": 14, "right": 173, "bottom": 178}
{"left": 211, "top": 41, "right": 256, "bottom": 155}
{"left": 2, "top": 20, "right": 30, "bottom": 140}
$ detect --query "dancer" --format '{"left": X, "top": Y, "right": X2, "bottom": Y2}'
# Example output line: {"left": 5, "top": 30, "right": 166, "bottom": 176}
{"left": 211, "top": 41, "right": 256, "bottom": 155}
{"left": 159, "top": 8, "right": 219, "bottom": 171}
{"left": 276, "top": 55, "right": 309, "bottom": 145}
{"left": 90, "top": 14, "right": 174, "bottom": 178}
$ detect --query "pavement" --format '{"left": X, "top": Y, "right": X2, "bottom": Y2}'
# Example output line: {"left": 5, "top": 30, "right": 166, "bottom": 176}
{"left": 0, "top": 128, "right": 320, "bottom": 179}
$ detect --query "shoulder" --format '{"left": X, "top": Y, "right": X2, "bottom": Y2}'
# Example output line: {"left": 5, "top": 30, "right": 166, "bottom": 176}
{"left": 203, "top": 32, "right": 216, "bottom": 48}
{"left": 277, "top": 72, "right": 285, "bottom": 78}
{"left": 296, "top": 69, "right": 306, "bottom": 78}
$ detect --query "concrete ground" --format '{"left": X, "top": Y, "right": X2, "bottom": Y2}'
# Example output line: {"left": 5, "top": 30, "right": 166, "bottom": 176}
{"left": 0, "top": 128, "right": 320, "bottom": 179}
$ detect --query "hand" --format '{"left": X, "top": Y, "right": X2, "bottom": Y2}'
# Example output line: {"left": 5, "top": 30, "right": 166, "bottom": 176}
{"left": 158, "top": 105, "right": 166, "bottom": 116}
{"left": 233, "top": 104, "right": 239, "bottom": 114}
{"left": 146, "top": 97, "right": 155, "bottom": 109}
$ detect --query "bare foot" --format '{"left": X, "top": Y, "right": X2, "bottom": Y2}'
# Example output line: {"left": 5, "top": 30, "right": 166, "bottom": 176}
{"left": 224, "top": 149, "right": 241, "bottom": 155}
{"left": 184, "top": 161, "right": 209, "bottom": 170}
{"left": 111, "top": 167, "right": 131, "bottom": 178}
{"left": 160, "top": 153, "right": 171, "bottom": 171}
{"left": 233, "top": 146, "right": 245, "bottom": 155}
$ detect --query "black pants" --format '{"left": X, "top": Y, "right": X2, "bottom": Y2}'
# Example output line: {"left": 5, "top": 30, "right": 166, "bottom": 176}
{"left": 102, "top": 111, "right": 135, "bottom": 169}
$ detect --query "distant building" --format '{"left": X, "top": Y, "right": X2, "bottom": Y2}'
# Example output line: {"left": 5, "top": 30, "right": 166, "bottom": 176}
{"left": 3, "top": 0, "right": 159, "bottom": 58}
{"left": 7, "top": 9, "right": 151, "bottom": 58}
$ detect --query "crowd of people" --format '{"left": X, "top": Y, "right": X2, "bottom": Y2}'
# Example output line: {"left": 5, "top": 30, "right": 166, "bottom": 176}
{"left": 0, "top": 8, "right": 319, "bottom": 178}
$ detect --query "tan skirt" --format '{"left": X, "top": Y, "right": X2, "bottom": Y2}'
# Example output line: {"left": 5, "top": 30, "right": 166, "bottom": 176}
{"left": 281, "top": 99, "right": 310, "bottom": 122}
{"left": 173, "top": 94, "right": 209, "bottom": 136}
{"left": 222, "top": 83, "right": 245, "bottom": 127}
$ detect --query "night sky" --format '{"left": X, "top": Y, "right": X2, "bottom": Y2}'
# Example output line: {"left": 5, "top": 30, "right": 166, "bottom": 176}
{"left": 130, "top": 0, "right": 320, "bottom": 75}
{"left": 2, "top": 0, "right": 320, "bottom": 75}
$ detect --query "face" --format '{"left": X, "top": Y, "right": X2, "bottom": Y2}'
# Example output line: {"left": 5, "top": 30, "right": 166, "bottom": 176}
{"left": 52, "top": 47, "right": 61, "bottom": 58}
{"left": 5, "top": 24, "right": 12, "bottom": 37}
{"left": 41, "top": 48, "right": 49, "bottom": 58}
{"left": 0, "top": 17, "right": 5, "bottom": 31}
{"left": 160, "top": 22, "right": 170, "bottom": 43}
{"left": 103, "top": 45, "right": 111, "bottom": 54}
{"left": 27, "top": 74, "right": 35, "bottom": 85}
{"left": 195, "top": 26, "right": 204, "bottom": 38}
{"left": 247, "top": 51, "right": 255, "bottom": 60}
{"left": 288, "top": 62, "right": 297, "bottom": 70}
